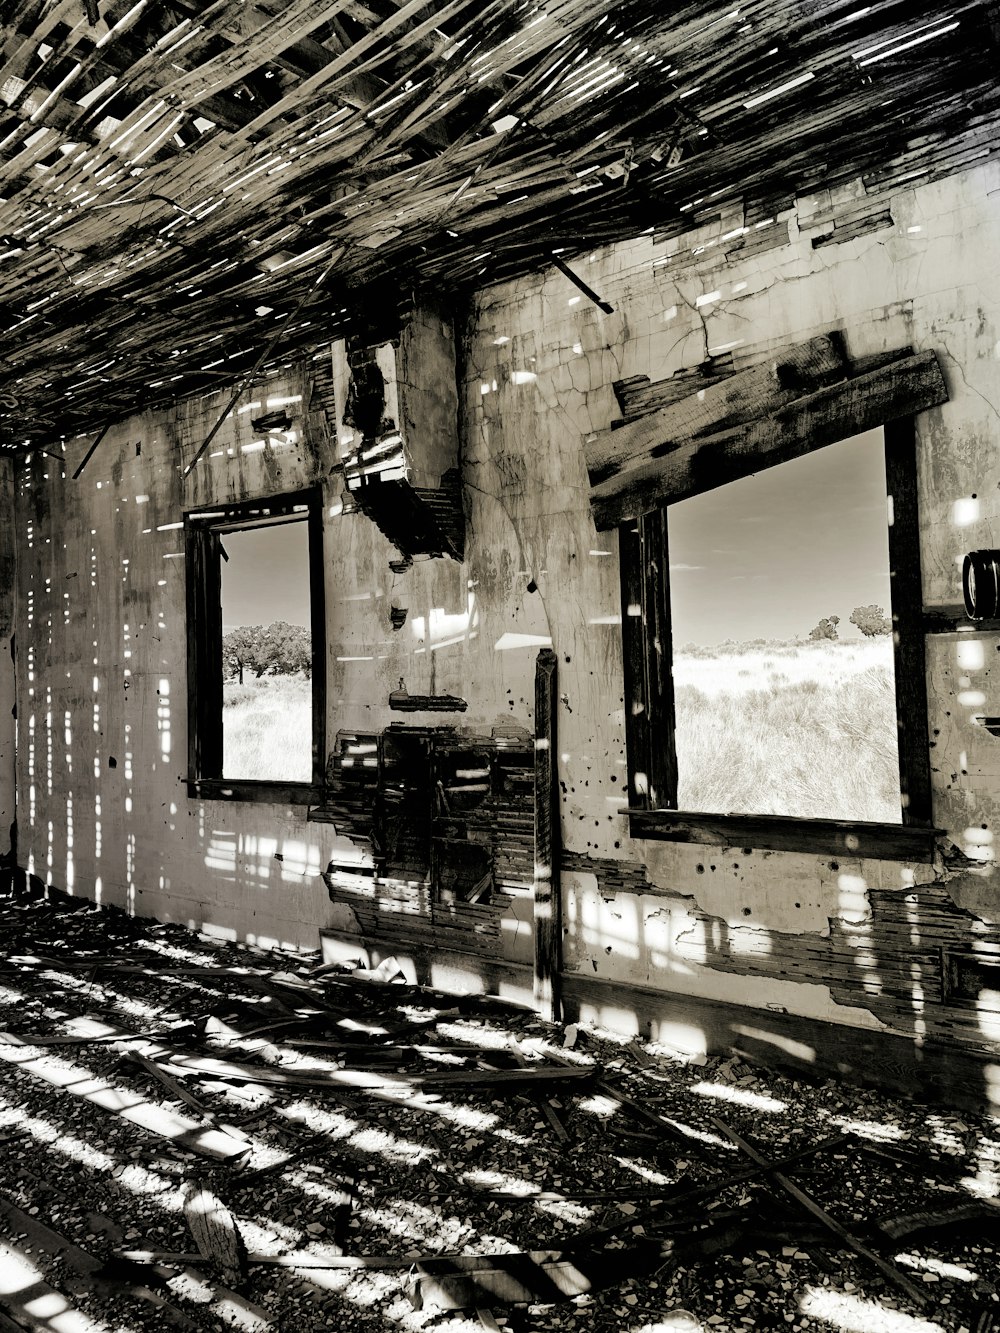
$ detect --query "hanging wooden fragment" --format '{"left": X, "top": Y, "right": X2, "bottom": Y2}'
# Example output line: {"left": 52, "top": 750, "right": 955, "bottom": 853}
{"left": 331, "top": 305, "right": 465, "bottom": 559}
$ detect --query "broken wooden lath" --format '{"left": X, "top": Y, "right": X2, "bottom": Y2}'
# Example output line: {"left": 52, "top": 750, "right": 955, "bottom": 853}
{"left": 0, "top": 0, "right": 997, "bottom": 449}
{"left": 310, "top": 723, "right": 535, "bottom": 957}
{"left": 332, "top": 305, "right": 465, "bottom": 559}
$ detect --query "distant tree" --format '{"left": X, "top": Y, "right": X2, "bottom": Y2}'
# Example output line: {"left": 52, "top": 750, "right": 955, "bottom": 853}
{"left": 223, "top": 625, "right": 273, "bottom": 683}
{"left": 268, "top": 622, "right": 313, "bottom": 679}
{"left": 850, "top": 604, "right": 892, "bottom": 637}
{"left": 808, "top": 615, "right": 840, "bottom": 641}
{"left": 222, "top": 622, "right": 311, "bottom": 682}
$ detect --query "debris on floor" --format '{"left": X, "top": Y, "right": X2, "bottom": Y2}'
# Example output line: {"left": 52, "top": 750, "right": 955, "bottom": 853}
{"left": 0, "top": 884, "right": 998, "bottom": 1333}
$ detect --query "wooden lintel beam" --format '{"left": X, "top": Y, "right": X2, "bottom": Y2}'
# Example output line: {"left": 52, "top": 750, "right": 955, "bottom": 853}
{"left": 587, "top": 333, "right": 852, "bottom": 485}
{"left": 591, "top": 350, "right": 948, "bottom": 529}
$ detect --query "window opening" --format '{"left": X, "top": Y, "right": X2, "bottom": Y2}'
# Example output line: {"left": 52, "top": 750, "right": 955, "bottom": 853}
{"left": 668, "top": 427, "right": 899, "bottom": 822}
{"left": 221, "top": 519, "right": 312, "bottom": 782}
{"left": 185, "top": 488, "right": 324, "bottom": 800}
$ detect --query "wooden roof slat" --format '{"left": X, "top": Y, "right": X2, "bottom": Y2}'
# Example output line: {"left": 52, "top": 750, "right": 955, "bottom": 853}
{"left": 0, "top": 0, "right": 996, "bottom": 446}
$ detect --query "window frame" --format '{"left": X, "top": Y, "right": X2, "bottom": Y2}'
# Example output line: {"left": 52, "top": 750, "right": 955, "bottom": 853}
{"left": 184, "top": 485, "right": 326, "bottom": 803}
{"left": 620, "top": 416, "right": 939, "bottom": 861}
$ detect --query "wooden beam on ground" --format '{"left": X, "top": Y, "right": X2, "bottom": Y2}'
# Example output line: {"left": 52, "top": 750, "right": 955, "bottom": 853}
{"left": 594, "top": 1078, "right": 705, "bottom": 1151}
{"left": 533, "top": 648, "right": 561, "bottom": 1023}
{"left": 182, "top": 1181, "right": 248, "bottom": 1286}
{"left": 0, "top": 1192, "right": 204, "bottom": 1331}
{"left": 409, "top": 1242, "right": 666, "bottom": 1310}
{"left": 0, "top": 1032, "right": 249, "bottom": 1163}
{"left": 0, "top": 1233, "right": 108, "bottom": 1333}
{"left": 165, "top": 1050, "right": 593, "bottom": 1090}
{"left": 127, "top": 1050, "right": 219, "bottom": 1120}
{"left": 590, "top": 350, "right": 949, "bottom": 528}
{"left": 710, "top": 1116, "right": 929, "bottom": 1307}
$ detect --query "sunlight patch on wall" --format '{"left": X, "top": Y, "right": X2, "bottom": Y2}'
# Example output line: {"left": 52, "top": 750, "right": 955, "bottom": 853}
{"left": 494, "top": 631, "right": 552, "bottom": 650}
{"left": 962, "top": 825, "right": 993, "bottom": 861}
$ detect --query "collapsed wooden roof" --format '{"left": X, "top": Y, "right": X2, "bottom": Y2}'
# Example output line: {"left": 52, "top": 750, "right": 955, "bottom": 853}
{"left": 1, "top": 0, "right": 997, "bottom": 452}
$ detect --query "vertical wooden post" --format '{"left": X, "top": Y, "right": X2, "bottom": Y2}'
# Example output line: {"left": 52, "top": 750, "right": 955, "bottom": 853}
{"left": 618, "top": 513, "right": 677, "bottom": 811}
{"left": 533, "top": 648, "right": 561, "bottom": 1022}
{"left": 884, "top": 417, "right": 933, "bottom": 825}
{"left": 185, "top": 525, "right": 223, "bottom": 783}
{"left": 639, "top": 509, "right": 677, "bottom": 809}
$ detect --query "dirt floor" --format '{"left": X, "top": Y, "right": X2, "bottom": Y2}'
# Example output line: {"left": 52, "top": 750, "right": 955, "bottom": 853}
{"left": 0, "top": 884, "right": 998, "bottom": 1333}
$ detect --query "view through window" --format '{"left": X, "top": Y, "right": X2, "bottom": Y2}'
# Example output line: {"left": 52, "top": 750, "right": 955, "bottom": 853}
{"left": 667, "top": 428, "right": 901, "bottom": 823}
{"left": 220, "top": 519, "right": 312, "bottom": 782}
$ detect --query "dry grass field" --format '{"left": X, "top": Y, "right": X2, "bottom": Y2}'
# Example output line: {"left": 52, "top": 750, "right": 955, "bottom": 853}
{"left": 672, "top": 636, "right": 900, "bottom": 822}
{"left": 222, "top": 674, "right": 312, "bottom": 782}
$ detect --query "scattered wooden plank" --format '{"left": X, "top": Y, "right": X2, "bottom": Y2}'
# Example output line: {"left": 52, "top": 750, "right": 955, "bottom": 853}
{"left": 115, "top": 1247, "right": 550, "bottom": 1272}
{"left": 538, "top": 1098, "right": 571, "bottom": 1144}
{"left": 182, "top": 1181, "right": 248, "bottom": 1286}
{"left": 877, "top": 1199, "right": 1000, "bottom": 1241}
{"left": 165, "top": 1049, "right": 593, "bottom": 1091}
{"left": 0, "top": 1192, "right": 203, "bottom": 1331}
{"left": 0, "top": 1233, "right": 108, "bottom": 1333}
{"left": 226, "top": 1139, "right": 349, "bottom": 1192}
{"left": 127, "top": 1051, "right": 219, "bottom": 1120}
{"left": 657, "top": 1133, "right": 849, "bottom": 1211}
{"left": 0, "top": 1032, "right": 249, "bottom": 1163}
{"left": 595, "top": 1078, "right": 706, "bottom": 1151}
{"left": 409, "top": 1241, "right": 667, "bottom": 1310}
{"left": 710, "top": 1117, "right": 929, "bottom": 1307}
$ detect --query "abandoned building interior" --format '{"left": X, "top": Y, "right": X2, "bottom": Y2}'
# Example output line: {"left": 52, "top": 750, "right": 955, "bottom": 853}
{"left": 3, "top": 0, "right": 1000, "bottom": 1329}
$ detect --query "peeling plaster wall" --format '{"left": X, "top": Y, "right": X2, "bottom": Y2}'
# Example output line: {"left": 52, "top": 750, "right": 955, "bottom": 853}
{"left": 0, "top": 457, "right": 15, "bottom": 860}
{"left": 10, "top": 354, "right": 548, "bottom": 951}
{"left": 460, "top": 162, "right": 1000, "bottom": 1043}
{"left": 11, "top": 163, "right": 1000, "bottom": 1063}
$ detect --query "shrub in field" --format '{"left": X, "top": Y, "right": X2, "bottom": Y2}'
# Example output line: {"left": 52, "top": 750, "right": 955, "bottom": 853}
{"left": 808, "top": 615, "right": 840, "bottom": 641}
{"left": 850, "top": 603, "right": 892, "bottom": 637}
{"left": 223, "top": 622, "right": 311, "bottom": 683}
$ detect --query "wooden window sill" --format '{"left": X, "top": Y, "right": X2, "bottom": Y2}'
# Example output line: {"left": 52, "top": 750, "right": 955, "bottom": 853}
{"left": 185, "top": 778, "right": 319, "bottom": 805}
{"left": 627, "top": 809, "right": 940, "bottom": 861}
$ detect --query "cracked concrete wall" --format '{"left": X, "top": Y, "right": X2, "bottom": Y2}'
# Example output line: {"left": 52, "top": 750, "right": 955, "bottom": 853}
{"left": 0, "top": 457, "right": 14, "bottom": 861}
{"left": 12, "top": 375, "right": 336, "bottom": 947}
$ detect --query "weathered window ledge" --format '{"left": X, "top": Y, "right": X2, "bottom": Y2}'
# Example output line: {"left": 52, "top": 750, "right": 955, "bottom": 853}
{"left": 627, "top": 810, "right": 941, "bottom": 862}
{"left": 184, "top": 778, "right": 319, "bottom": 805}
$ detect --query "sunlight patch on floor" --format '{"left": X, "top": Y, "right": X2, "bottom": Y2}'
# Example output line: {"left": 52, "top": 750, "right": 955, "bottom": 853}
{"left": 799, "top": 1286, "right": 947, "bottom": 1332}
